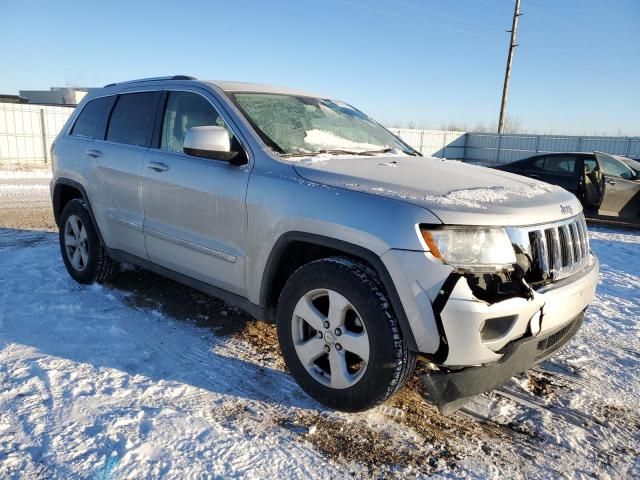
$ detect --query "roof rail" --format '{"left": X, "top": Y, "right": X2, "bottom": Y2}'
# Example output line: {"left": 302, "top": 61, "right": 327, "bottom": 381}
{"left": 103, "top": 75, "right": 197, "bottom": 88}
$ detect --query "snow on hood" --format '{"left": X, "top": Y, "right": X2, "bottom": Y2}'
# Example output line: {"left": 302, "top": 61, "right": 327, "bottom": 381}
{"left": 293, "top": 155, "right": 583, "bottom": 226}
{"left": 302, "top": 129, "right": 382, "bottom": 152}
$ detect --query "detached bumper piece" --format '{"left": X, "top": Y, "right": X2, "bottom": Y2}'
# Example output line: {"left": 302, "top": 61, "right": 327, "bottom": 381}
{"left": 421, "top": 312, "right": 584, "bottom": 416}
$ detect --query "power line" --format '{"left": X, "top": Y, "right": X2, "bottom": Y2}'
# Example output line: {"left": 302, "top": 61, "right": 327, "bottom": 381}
{"left": 332, "top": 0, "right": 473, "bottom": 35}
{"left": 386, "top": 0, "right": 467, "bottom": 23}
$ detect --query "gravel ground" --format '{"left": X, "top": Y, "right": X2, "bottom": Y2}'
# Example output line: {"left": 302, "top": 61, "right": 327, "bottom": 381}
{"left": 0, "top": 169, "right": 56, "bottom": 231}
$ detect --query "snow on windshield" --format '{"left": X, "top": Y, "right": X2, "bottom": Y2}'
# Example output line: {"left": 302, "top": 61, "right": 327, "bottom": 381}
{"left": 303, "top": 129, "right": 382, "bottom": 152}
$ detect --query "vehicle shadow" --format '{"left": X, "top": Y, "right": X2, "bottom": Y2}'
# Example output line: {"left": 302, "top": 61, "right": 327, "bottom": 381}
{"left": 0, "top": 227, "right": 322, "bottom": 412}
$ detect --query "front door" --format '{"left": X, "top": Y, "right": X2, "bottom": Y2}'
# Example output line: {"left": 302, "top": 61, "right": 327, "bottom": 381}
{"left": 579, "top": 155, "right": 605, "bottom": 212}
{"left": 142, "top": 90, "right": 251, "bottom": 295}
{"left": 595, "top": 152, "right": 640, "bottom": 221}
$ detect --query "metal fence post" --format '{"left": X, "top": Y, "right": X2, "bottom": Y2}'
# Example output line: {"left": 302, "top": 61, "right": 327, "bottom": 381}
{"left": 420, "top": 130, "right": 425, "bottom": 155}
{"left": 534, "top": 135, "right": 540, "bottom": 153}
{"left": 39, "top": 109, "right": 48, "bottom": 164}
{"left": 463, "top": 132, "right": 468, "bottom": 161}
{"left": 577, "top": 137, "right": 582, "bottom": 152}
{"left": 625, "top": 137, "right": 631, "bottom": 157}
{"left": 441, "top": 131, "right": 447, "bottom": 158}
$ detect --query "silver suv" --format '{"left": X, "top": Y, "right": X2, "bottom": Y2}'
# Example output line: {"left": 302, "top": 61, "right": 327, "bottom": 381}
{"left": 51, "top": 76, "right": 598, "bottom": 414}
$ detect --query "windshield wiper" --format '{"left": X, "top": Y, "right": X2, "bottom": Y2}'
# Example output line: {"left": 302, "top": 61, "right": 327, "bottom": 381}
{"left": 281, "top": 147, "right": 414, "bottom": 157}
{"left": 318, "top": 148, "right": 395, "bottom": 156}
{"left": 279, "top": 151, "right": 322, "bottom": 157}
{"left": 318, "top": 149, "right": 362, "bottom": 155}
{"left": 354, "top": 148, "right": 393, "bottom": 156}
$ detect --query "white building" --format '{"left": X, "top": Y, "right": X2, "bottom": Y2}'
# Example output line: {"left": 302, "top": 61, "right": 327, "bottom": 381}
{"left": 19, "top": 87, "right": 92, "bottom": 106}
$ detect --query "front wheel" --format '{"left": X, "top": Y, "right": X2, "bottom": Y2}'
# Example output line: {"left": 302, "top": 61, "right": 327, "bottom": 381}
{"left": 276, "top": 257, "right": 415, "bottom": 412}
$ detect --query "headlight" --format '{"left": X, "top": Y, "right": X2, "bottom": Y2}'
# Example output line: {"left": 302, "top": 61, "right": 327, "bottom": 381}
{"left": 420, "top": 226, "right": 516, "bottom": 271}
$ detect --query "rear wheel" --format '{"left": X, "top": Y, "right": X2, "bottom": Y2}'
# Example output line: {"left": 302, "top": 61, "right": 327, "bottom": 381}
{"left": 59, "top": 199, "right": 118, "bottom": 284}
{"left": 277, "top": 257, "right": 415, "bottom": 412}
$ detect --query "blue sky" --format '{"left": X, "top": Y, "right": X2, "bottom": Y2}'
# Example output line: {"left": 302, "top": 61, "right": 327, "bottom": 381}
{"left": 2, "top": 0, "right": 639, "bottom": 135}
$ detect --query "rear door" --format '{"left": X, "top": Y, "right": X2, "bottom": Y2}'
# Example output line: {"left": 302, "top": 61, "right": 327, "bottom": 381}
{"left": 141, "top": 89, "right": 251, "bottom": 295}
{"left": 67, "top": 91, "right": 160, "bottom": 260}
{"left": 537, "top": 155, "right": 581, "bottom": 194}
{"left": 93, "top": 91, "right": 161, "bottom": 259}
{"left": 595, "top": 152, "right": 640, "bottom": 221}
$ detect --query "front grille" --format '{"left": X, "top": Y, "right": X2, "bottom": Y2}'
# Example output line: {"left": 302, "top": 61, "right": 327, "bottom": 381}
{"left": 508, "top": 213, "right": 590, "bottom": 285}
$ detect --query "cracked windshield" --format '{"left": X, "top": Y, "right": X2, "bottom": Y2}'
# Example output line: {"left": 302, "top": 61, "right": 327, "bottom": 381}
{"left": 232, "top": 93, "right": 416, "bottom": 156}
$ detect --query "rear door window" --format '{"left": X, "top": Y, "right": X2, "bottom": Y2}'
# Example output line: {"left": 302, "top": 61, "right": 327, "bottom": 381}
{"left": 106, "top": 92, "right": 161, "bottom": 147}
{"left": 71, "top": 96, "right": 116, "bottom": 139}
{"left": 543, "top": 156, "right": 576, "bottom": 174}
{"left": 529, "top": 157, "right": 545, "bottom": 170}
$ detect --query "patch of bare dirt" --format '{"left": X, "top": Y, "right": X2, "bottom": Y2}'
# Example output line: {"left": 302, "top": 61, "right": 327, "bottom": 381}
{"left": 110, "top": 268, "right": 251, "bottom": 336}
{"left": 0, "top": 208, "right": 56, "bottom": 231}
{"left": 386, "top": 368, "right": 515, "bottom": 442}
{"left": 110, "top": 267, "right": 287, "bottom": 370}
{"left": 234, "top": 320, "right": 285, "bottom": 370}
{"left": 278, "top": 410, "right": 457, "bottom": 477}
{"left": 526, "top": 371, "right": 555, "bottom": 397}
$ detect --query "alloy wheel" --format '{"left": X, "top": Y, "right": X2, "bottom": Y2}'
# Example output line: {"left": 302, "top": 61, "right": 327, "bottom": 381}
{"left": 291, "top": 288, "right": 370, "bottom": 389}
{"left": 64, "top": 214, "right": 89, "bottom": 272}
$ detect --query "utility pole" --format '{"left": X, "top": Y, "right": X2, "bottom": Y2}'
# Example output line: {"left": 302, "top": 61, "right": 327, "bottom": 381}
{"left": 498, "top": 0, "right": 521, "bottom": 134}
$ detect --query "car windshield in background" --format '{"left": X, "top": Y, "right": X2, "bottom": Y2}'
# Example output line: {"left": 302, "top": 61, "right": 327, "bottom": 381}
{"left": 231, "top": 93, "right": 416, "bottom": 156}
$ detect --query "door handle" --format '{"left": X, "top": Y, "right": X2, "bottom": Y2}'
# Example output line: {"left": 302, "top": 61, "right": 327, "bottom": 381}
{"left": 607, "top": 179, "right": 616, "bottom": 185}
{"left": 86, "top": 149, "right": 102, "bottom": 158}
{"left": 146, "top": 162, "right": 169, "bottom": 172}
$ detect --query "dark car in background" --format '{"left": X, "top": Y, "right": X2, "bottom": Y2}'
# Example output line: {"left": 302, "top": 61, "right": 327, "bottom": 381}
{"left": 494, "top": 151, "right": 640, "bottom": 225}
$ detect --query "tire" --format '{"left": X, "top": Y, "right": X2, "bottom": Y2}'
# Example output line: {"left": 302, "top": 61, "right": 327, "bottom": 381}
{"left": 59, "top": 199, "right": 118, "bottom": 284}
{"left": 277, "top": 257, "right": 416, "bottom": 412}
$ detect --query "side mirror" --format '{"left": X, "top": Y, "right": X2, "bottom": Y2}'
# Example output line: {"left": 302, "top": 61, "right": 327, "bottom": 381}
{"left": 183, "top": 126, "right": 246, "bottom": 165}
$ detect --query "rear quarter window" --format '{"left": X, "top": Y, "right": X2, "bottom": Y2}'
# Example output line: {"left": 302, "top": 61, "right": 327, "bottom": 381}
{"left": 106, "top": 92, "right": 161, "bottom": 147}
{"left": 71, "top": 96, "right": 117, "bottom": 139}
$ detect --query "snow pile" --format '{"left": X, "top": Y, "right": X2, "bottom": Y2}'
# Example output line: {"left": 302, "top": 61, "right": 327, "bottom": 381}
{"left": 433, "top": 183, "right": 561, "bottom": 209}
{"left": 347, "top": 182, "right": 561, "bottom": 210}
{"left": 303, "top": 129, "right": 381, "bottom": 152}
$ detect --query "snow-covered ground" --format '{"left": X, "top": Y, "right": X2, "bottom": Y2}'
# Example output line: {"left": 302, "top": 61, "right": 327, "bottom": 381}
{"left": 0, "top": 173, "right": 639, "bottom": 479}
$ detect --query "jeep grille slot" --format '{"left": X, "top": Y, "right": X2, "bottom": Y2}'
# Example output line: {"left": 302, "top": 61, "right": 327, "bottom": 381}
{"left": 510, "top": 213, "right": 590, "bottom": 286}
{"left": 533, "top": 214, "right": 589, "bottom": 282}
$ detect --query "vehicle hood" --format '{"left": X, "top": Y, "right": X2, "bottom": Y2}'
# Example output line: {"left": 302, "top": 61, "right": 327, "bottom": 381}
{"left": 292, "top": 155, "right": 583, "bottom": 226}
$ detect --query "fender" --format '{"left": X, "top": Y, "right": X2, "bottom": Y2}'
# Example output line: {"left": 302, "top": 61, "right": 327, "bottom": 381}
{"left": 261, "top": 231, "right": 419, "bottom": 351}
{"left": 52, "top": 178, "right": 105, "bottom": 245}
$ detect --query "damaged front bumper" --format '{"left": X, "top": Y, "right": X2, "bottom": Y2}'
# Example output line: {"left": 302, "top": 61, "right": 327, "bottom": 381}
{"left": 424, "top": 253, "right": 598, "bottom": 415}
{"left": 382, "top": 247, "right": 599, "bottom": 415}
{"left": 422, "top": 312, "right": 584, "bottom": 415}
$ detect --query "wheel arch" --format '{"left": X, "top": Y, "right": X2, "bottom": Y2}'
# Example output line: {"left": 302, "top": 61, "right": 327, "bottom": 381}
{"left": 260, "top": 231, "right": 418, "bottom": 351}
{"left": 52, "top": 178, "right": 104, "bottom": 244}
